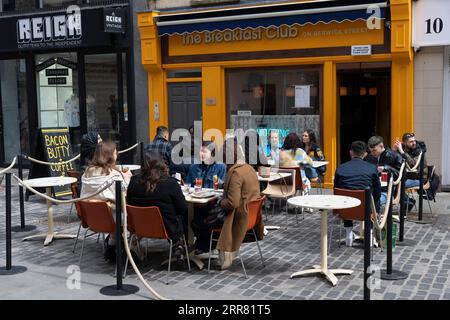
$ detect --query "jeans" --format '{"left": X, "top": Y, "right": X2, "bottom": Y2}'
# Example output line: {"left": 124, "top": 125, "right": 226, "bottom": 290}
{"left": 405, "top": 179, "right": 420, "bottom": 189}
{"left": 304, "top": 166, "right": 318, "bottom": 179}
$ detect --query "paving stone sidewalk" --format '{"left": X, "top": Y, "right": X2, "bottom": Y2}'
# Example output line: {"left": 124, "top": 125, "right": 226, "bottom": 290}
{"left": 1, "top": 170, "right": 450, "bottom": 300}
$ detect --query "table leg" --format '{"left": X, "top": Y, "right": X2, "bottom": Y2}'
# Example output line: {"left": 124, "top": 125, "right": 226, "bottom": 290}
{"left": 23, "top": 187, "right": 76, "bottom": 246}
{"left": 290, "top": 209, "right": 353, "bottom": 286}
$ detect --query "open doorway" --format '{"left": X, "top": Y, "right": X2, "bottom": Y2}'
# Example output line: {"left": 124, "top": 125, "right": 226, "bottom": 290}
{"left": 337, "top": 63, "right": 391, "bottom": 164}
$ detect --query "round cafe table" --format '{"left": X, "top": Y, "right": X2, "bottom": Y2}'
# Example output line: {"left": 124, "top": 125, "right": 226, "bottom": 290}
{"left": 22, "top": 177, "right": 77, "bottom": 246}
{"left": 287, "top": 195, "right": 361, "bottom": 286}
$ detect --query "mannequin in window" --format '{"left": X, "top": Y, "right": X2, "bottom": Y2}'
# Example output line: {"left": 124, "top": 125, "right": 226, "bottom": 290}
{"left": 86, "top": 94, "right": 98, "bottom": 132}
{"left": 64, "top": 94, "right": 80, "bottom": 144}
{"left": 107, "top": 94, "right": 118, "bottom": 131}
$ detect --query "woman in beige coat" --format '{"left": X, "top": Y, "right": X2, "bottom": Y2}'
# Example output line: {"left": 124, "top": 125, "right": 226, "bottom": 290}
{"left": 216, "top": 139, "right": 264, "bottom": 269}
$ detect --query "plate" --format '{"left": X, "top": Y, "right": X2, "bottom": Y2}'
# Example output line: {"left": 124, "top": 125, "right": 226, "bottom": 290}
{"left": 191, "top": 191, "right": 216, "bottom": 198}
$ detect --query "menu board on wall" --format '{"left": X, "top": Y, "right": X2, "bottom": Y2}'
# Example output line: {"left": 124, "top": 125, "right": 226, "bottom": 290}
{"left": 27, "top": 128, "right": 75, "bottom": 198}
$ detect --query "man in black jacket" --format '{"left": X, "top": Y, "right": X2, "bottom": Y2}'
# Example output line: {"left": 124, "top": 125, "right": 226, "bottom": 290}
{"left": 334, "top": 141, "right": 382, "bottom": 247}
{"left": 366, "top": 135, "right": 403, "bottom": 179}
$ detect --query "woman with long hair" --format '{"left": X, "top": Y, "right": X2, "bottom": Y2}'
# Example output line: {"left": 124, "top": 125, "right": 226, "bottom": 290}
{"left": 126, "top": 150, "right": 188, "bottom": 264}
{"left": 302, "top": 129, "right": 326, "bottom": 178}
{"left": 80, "top": 139, "right": 132, "bottom": 261}
{"left": 279, "top": 132, "right": 313, "bottom": 192}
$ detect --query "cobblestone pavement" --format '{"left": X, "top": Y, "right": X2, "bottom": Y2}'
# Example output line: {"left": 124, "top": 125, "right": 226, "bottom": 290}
{"left": 1, "top": 170, "right": 450, "bottom": 300}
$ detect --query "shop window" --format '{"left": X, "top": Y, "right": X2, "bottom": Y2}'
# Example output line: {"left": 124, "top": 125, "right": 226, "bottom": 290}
{"left": 85, "top": 53, "right": 120, "bottom": 143}
{"left": 0, "top": 59, "right": 29, "bottom": 162}
{"left": 227, "top": 66, "right": 322, "bottom": 145}
{"left": 167, "top": 69, "right": 202, "bottom": 78}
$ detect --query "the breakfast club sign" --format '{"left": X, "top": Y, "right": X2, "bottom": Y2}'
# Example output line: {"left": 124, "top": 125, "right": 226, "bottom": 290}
{"left": 16, "top": 6, "right": 82, "bottom": 50}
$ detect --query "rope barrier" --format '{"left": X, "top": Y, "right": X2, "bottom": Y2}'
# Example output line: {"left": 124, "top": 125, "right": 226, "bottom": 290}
{"left": 120, "top": 191, "right": 168, "bottom": 300}
{"left": 406, "top": 151, "right": 422, "bottom": 172}
{"left": 12, "top": 175, "right": 116, "bottom": 204}
{"left": 24, "top": 154, "right": 80, "bottom": 167}
{"left": 372, "top": 176, "right": 394, "bottom": 231}
{"left": 0, "top": 157, "right": 17, "bottom": 175}
{"left": 118, "top": 142, "right": 140, "bottom": 155}
{"left": 12, "top": 173, "right": 167, "bottom": 300}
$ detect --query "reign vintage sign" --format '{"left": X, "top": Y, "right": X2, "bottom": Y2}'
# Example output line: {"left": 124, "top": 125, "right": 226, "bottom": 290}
{"left": 104, "top": 7, "right": 125, "bottom": 33}
{"left": 16, "top": 9, "right": 82, "bottom": 49}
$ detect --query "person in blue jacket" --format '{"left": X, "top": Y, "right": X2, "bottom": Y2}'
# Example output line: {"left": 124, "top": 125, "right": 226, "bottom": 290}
{"left": 186, "top": 141, "right": 226, "bottom": 189}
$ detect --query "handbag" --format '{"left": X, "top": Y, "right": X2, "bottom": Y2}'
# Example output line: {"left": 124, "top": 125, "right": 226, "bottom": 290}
{"left": 203, "top": 203, "right": 228, "bottom": 228}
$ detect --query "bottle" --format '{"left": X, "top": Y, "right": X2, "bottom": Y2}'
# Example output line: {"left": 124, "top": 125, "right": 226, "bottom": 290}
{"left": 213, "top": 175, "right": 219, "bottom": 190}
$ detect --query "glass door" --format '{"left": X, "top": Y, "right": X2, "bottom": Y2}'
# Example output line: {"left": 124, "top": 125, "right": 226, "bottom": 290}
{"left": 0, "top": 59, "right": 29, "bottom": 162}
{"left": 35, "top": 52, "right": 80, "bottom": 152}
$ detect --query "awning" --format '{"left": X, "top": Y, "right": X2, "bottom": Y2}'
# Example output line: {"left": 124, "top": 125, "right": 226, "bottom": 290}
{"left": 156, "top": 0, "right": 387, "bottom": 36}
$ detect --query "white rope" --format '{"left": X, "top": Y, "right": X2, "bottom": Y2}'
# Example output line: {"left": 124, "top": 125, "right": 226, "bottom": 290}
{"left": 24, "top": 154, "right": 80, "bottom": 166}
{"left": 406, "top": 151, "right": 422, "bottom": 173}
{"left": 12, "top": 174, "right": 115, "bottom": 204}
{"left": 372, "top": 176, "right": 394, "bottom": 231}
{"left": 118, "top": 143, "right": 140, "bottom": 155}
{"left": 394, "top": 162, "right": 406, "bottom": 186}
{"left": 0, "top": 156, "right": 17, "bottom": 174}
{"left": 120, "top": 191, "right": 168, "bottom": 300}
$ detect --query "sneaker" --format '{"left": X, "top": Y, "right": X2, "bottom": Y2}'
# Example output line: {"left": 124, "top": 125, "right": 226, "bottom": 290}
{"left": 407, "top": 202, "right": 415, "bottom": 212}
{"left": 345, "top": 231, "right": 355, "bottom": 247}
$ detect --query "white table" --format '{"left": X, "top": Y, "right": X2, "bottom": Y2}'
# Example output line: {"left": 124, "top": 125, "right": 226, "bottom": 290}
{"left": 312, "top": 161, "right": 329, "bottom": 168}
{"left": 257, "top": 172, "right": 292, "bottom": 182}
{"left": 118, "top": 164, "right": 140, "bottom": 172}
{"left": 22, "top": 177, "right": 78, "bottom": 246}
{"left": 287, "top": 195, "right": 361, "bottom": 286}
{"left": 183, "top": 188, "right": 222, "bottom": 269}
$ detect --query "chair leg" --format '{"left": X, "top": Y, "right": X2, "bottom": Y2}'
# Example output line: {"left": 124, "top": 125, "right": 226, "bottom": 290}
{"left": 167, "top": 239, "right": 173, "bottom": 285}
{"left": 67, "top": 203, "right": 73, "bottom": 223}
{"left": 425, "top": 192, "right": 433, "bottom": 215}
{"left": 252, "top": 230, "right": 265, "bottom": 267}
{"left": 183, "top": 236, "right": 191, "bottom": 272}
{"left": 96, "top": 233, "right": 100, "bottom": 243}
{"left": 238, "top": 250, "right": 248, "bottom": 279}
{"left": 101, "top": 233, "right": 106, "bottom": 254}
{"left": 338, "top": 221, "right": 342, "bottom": 248}
{"left": 78, "top": 228, "right": 90, "bottom": 267}
{"left": 208, "top": 231, "right": 214, "bottom": 272}
{"left": 72, "top": 222, "right": 82, "bottom": 254}
{"left": 284, "top": 200, "right": 288, "bottom": 229}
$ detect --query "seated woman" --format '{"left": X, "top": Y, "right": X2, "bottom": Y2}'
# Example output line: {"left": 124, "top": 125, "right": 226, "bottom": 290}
{"left": 80, "top": 131, "right": 102, "bottom": 172}
{"left": 185, "top": 141, "right": 227, "bottom": 189}
{"left": 126, "top": 150, "right": 188, "bottom": 262}
{"left": 302, "top": 129, "right": 326, "bottom": 179}
{"left": 80, "top": 140, "right": 132, "bottom": 261}
{"left": 279, "top": 132, "right": 313, "bottom": 192}
{"left": 191, "top": 138, "right": 264, "bottom": 269}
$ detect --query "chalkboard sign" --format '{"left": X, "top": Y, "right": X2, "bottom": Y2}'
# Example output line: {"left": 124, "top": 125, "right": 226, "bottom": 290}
{"left": 27, "top": 128, "right": 75, "bottom": 198}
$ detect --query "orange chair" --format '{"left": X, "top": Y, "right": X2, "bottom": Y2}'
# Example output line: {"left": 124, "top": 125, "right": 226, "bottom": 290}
{"left": 331, "top": 188, "right": 367, "bottom": 250}
{"left": 78, "top": 200, "right": 116, "bottom": 266}
{"left": 207, "top": 196, "right": 266, "bottom": 278}
{"left": 125, "top": 205, "right": 191, "bottom": 284}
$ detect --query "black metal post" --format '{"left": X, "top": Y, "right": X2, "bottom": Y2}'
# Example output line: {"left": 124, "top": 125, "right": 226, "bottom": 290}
{"left": 12, "top": 155, "right": 36, "bottom": 233}
{"left": 6, "top": 173, "right": 11, "bottom": 270}
{"left": 115, "top": 180, "right": 123, "bottom": 290}
{"left": 381, "top": 173, "right": 408, "bottom": 280}
{"left": 18, "top": 155, "right": 25, "bottom": 229}
{"left": 99, "top": 180, "right": 139, "bottom": 296}
{"left": 418, "top": 153, "right": 425, "bottom": 221}
{"left": 140, "top": 141, "right": 144, "bottom": 165}
{"left": 1, "top": 173, "right": 27, "bottom": 276}
{"left": 399, "top": 162, "right": 406, "bottom": 242}
{"left": 363, "top": 188, "right": 371, "bottom": 301}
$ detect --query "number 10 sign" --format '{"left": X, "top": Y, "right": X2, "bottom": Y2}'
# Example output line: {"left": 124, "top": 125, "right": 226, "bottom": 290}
{"left": 413, "top": 0, "right": 450, "bottom": 48}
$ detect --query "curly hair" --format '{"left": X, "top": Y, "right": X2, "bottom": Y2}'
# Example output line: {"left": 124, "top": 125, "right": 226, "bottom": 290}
{"left": 140, "top": 150, "right": 170, "bottom": 193}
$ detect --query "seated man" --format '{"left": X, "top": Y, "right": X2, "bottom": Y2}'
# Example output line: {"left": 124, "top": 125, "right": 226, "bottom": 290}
{"left": 334, "top": 141, "right": 382, "bottom": 247}
{"left": 366, "top": 135, "right": 403, "bottom": 180}
{"left": 392, "top": 132, "right": 428, "bottom": 189}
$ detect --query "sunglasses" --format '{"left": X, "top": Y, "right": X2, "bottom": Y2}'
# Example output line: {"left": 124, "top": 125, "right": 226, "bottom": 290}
{"left": 403, "top": 133, "right": 415, "bottom": 141}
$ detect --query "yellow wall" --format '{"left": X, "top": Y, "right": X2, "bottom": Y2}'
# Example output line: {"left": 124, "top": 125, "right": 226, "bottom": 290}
{"left": 138, "top": 0, "right": 414, "bottom": 188}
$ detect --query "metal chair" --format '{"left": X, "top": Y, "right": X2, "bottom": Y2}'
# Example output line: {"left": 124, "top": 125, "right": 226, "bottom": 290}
{"left": 124, "top": 205, "right": 191, "bottom": 284}
{"left": 261, "top": 168, "right": 298, "bottom": 227}
{"left": 207, "top": 196, "right": 266, "bottom": 278}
